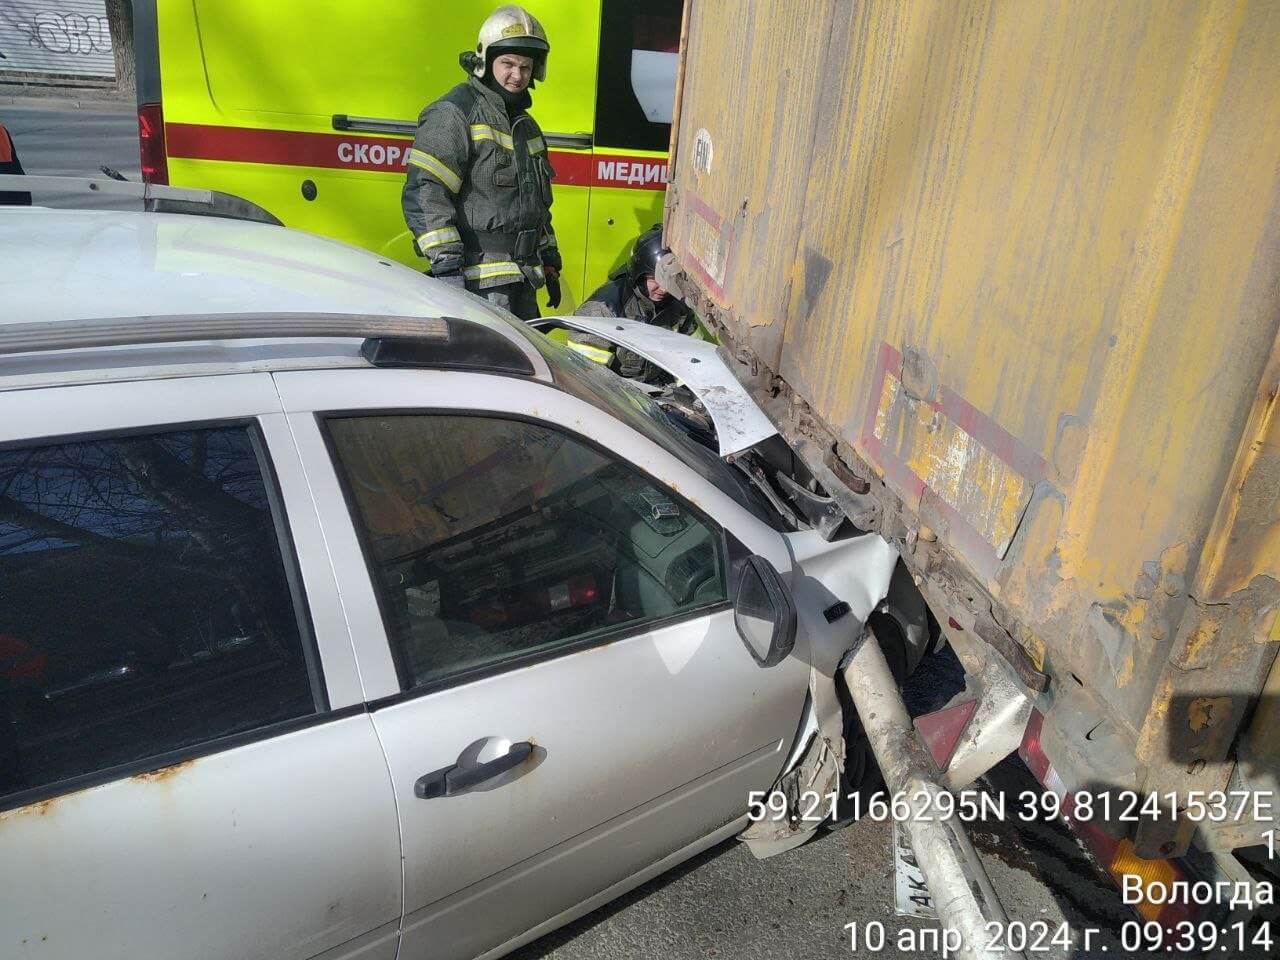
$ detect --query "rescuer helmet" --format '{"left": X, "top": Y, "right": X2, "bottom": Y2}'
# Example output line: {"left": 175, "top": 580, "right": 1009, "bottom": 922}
{"left": 629, "top": 224, "right": 666, "bottom": 284}
{"left": 464, "top": 5, "right": 550, "bottom": 82}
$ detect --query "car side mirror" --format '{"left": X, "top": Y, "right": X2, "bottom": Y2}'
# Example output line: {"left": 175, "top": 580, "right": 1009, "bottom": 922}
{"left": 733, "top": 555, "right": 797, "bottom": 667}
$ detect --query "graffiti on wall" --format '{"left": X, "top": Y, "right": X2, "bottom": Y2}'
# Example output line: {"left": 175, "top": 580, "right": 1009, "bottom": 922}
{"left": 0, "top": 2, "right": 116, "bottom": 79}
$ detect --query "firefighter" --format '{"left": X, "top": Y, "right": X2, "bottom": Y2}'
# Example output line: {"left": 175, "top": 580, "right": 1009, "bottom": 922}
{"left": 0, "top": 122, "right": 32, "bottom": 206}
{"left": 402, "top": 5, "right": 561, "bottom": 321}
{"left": 569, "top": 224, "right": 710, "bottom": 382}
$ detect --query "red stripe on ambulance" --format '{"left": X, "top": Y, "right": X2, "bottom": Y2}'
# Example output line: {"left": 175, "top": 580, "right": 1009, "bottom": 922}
{"left": 166, "top": 123, "right": 411, "bottom": 173}
{"left": 164, "top": 122, "right": 667, "bottom": 189}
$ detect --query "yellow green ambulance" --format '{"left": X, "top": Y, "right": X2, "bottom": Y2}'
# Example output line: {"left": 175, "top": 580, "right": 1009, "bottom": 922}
{"left": 132, "top": 1, "right": 682, "bottom": 311}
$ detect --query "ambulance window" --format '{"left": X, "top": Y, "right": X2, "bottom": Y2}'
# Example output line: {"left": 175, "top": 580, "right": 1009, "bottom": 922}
{"left": 595, "top": 0, "right": 682, "bottom": 152}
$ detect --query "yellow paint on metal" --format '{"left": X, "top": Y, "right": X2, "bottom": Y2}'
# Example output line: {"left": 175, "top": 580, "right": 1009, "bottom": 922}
{"left": 666, "top": 0, "right": 1280, "bottom": 765}
{"left": 1019, "top": 630, "right": 1047, "bottom": 674}
{"left": 1056, "top": 0, "right": 1249, "bottom": 581}
{"left": 874, "top": 366, "right": 1030, "bottom": 556}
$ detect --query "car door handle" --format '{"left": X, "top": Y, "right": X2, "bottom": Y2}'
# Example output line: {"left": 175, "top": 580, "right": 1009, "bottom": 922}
{"left": 414, "top": 741, "right": 535, "bottom": 799}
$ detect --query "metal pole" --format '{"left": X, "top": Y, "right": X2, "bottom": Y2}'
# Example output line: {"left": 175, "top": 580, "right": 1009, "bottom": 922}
{"left": 842, "top": 628, "right": 1025, "bottom": 960}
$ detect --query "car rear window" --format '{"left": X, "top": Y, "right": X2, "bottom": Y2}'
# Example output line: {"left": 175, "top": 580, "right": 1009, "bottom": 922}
{"left": 0, "top": 425, "right": 320, "bottom": 807}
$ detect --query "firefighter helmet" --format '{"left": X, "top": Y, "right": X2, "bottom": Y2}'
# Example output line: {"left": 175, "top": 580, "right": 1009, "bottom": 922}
{"left": 468, "top": 5, "right": 550, "bottom": 82}
{"left": 629, "top": 224, "right": 666, "bottom": 283}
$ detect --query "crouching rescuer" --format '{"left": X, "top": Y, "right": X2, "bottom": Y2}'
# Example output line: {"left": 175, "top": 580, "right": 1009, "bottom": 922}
{"left": 402, "top": 5, "right": 561, "bottom": 320}
{"left": 569, "top": 225, "right": 713, "bottom": 383}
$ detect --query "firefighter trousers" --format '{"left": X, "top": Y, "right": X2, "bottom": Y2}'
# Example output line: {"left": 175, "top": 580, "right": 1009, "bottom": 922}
{"left": 473, "top": 281, "right": 540, "bottom": 322}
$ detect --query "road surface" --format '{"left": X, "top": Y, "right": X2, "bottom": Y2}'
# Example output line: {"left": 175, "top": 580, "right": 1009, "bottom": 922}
{"left": 1, "top": 99, "right": 141, "bottom": 209}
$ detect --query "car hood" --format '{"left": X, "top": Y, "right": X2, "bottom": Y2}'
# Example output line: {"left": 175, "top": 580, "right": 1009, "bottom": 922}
{"left": 541, "top": 316, "right": 779, "bottom": 458}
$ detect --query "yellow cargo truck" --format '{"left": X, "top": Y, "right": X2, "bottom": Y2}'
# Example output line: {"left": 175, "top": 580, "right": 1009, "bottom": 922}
{"left": 660, "top": 0, "right": 1280, "bottom": 926}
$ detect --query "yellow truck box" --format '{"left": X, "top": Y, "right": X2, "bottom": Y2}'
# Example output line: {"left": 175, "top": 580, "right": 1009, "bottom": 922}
{"left": 662, "top": 0, "right": 1280, "bottom": 862}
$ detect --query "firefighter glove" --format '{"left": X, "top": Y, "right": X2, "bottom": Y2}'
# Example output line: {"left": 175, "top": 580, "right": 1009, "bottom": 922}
{"left": 429, "top": 256, "right": 465, "bottom": 287}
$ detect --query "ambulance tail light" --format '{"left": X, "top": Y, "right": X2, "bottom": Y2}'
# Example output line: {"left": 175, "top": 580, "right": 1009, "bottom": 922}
{"left": 138, "top": 103, "right": 168, "bottom": 185}
{"left": 1018, "top": 710, "right": 1202, "bottom": 929}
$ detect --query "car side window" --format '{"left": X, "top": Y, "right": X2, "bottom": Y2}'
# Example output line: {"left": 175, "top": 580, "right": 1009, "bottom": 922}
{"left": 0, "top": 426, "right": 320, "bottom": 806}
{"left": 326, "top": 414, "right": 728, "bottom": 690}
{"left": 595, "top": 0, "right": 683, "bottom": 152}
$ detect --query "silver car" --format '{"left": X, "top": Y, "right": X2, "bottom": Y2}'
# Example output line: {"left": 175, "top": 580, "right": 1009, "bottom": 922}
{"left": 0, "top": 201, "right": 921, "bottom": 960}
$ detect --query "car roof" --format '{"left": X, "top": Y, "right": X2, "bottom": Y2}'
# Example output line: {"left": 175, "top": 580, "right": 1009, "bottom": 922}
{"left": 0, "top": 207, "right": 549, "bottom": 385}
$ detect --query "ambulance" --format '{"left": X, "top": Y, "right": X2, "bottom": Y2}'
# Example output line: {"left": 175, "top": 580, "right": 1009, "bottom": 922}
{"left": 131, "top": 1, "right": 682, "bottom": 310}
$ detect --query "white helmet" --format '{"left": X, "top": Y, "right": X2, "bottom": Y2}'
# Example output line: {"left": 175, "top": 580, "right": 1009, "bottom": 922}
{"left": 470, "top": 5, "right": 550, "bottom": 82}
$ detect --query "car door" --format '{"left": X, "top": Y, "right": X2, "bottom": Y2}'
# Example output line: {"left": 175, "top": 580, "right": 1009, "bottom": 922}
{"left": 0, "top": 375, "right": 402, "bottom": 960}
{"left": 276, "top": 366, "right": 811, "bottom": 960}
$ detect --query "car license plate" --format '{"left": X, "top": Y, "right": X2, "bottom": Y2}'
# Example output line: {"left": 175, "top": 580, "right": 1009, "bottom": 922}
{"left": 893, "top": 821, "right": 937, "bottom": 919}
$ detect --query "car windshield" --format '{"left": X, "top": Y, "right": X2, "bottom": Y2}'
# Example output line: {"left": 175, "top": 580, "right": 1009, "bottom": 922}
{"left": 513, "top": 325, "right": 791, "bottom": 532}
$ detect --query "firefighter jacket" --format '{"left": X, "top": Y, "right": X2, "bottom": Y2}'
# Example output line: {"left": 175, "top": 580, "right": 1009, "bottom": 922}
{"left": 402, "top": 77, "right": 560, "bottom": 290}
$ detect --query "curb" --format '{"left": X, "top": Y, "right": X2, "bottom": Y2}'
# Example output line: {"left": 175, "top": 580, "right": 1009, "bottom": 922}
{"left": 0, "top": 96, "right": 135, "bottom": 111}
{"left": 0, "top": 88, "right": 134, "bottom": 110}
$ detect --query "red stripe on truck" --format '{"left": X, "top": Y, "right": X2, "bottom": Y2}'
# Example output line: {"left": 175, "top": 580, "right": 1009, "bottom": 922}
{"left": 164, "top": 122, "right": 667, "bottom": 189}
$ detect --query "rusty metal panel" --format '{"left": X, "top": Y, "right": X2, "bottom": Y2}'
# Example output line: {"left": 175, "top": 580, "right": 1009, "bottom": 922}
{"left": 664, "top": 0, "right": 843, "bottom": 372}
{"left": 666, "top": 0, "right": 1280, "bottom": 811}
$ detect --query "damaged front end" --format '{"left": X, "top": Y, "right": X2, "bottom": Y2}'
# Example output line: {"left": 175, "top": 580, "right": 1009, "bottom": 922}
{"left": 738, "top": 529, "right": 908, "bottom": 858}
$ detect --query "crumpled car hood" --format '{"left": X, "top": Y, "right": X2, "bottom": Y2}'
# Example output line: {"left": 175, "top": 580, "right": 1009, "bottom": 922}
{"left": 540, "top": 315, "right": 780, "bottom": 458}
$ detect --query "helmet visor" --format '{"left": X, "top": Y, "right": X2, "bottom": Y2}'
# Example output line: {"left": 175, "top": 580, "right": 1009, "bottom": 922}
{"left": 488, "top": 36, "right": 549, "bottom": 57}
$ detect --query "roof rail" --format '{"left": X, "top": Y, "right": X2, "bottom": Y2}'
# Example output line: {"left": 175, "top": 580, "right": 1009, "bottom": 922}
{"left": 0, "top": 313, "right": 537, "bottom": 377}
{"left": 0, "top": 175, "right": 281, "bottom": 225}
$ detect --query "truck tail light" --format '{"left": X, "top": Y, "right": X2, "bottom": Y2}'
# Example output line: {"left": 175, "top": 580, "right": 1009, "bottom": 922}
{"left": 1019, "top": 710, "right": 1201, "bottom": 928}
{"left": 138, "top": 103, "right": 168, "bottom": 185}
{"left": 915, "top": 697, "right": 978, "bottom": 769}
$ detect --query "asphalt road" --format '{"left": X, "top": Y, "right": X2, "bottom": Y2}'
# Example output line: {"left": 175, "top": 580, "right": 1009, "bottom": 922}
{"left": 1, "top": 98, "right": 142, "bottom": 209}
{"left": 0, "top": 94, "right": 1158, "bottom": 960}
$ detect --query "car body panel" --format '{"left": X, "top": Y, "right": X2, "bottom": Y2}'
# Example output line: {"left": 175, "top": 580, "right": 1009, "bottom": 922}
{"left": 535, "top": 315, "right": 781, "bottom": 457}
{"left": 0, "top": 207, "right": 903, "bottom": 960}
{"left": 275, "top": 367, "right": 812, "bottom": 959}
{"left": 0, "top": 375, "right": 401, "bottom": 960}
{"left": 0, "top": 716, "right": 403, "bottom": 960}
{"left": 0, "top": 208, "right": 549, "bottom": 381}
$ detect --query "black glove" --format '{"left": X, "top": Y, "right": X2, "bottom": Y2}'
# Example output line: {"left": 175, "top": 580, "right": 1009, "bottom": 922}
{"left": 430, "top": 257, "right": 466, "bottom": 290}
{"left": 545, "top": 271, "right": 562, "bottom": 309}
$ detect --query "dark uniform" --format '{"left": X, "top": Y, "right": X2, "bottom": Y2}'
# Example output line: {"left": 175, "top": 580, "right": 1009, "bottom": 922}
{"left": 402, "top": 78, "right": 560, "bottom": 321}
{"left": 569, "top": 225, "right": 711, "bottom": 383}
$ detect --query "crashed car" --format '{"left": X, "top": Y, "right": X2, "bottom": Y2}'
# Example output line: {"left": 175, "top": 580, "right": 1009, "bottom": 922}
{"left": 0, "top": 200, "right": 928, "bottom": 960}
